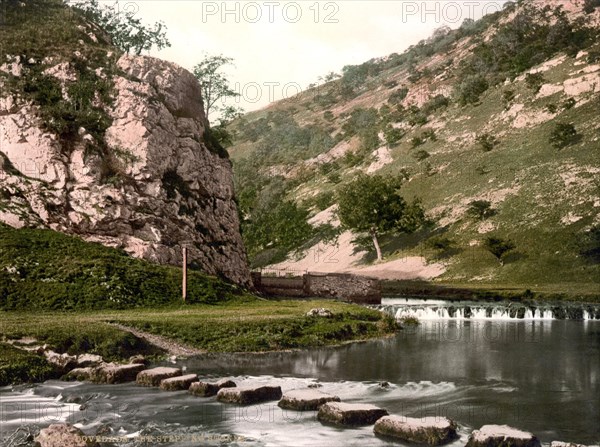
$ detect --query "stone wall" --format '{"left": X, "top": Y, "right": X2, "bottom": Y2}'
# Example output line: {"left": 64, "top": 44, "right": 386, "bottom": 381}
{"left": 254, "top": 272, "right": 381, "bottom": 304}
{"left": 305, "top": 273, "right": 381, "bottom": 304}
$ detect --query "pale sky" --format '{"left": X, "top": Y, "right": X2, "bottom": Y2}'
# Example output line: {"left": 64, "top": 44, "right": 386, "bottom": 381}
{"left": 124, "top": 1, "right": 511, "bottom": 115}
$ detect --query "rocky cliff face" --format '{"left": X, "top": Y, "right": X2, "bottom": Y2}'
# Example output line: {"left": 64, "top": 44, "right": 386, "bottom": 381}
{"left": 0, "top": 54, "right": 251, "bottom": 286}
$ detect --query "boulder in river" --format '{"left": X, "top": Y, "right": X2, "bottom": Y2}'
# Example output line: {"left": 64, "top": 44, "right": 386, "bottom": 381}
{"left": 159, "top": 373, "right": 198, "bottom": 391}
{"left": 466, "top": 425, "right": 541, "bottom": 447}
{"left": 189, "top": 379, "right": 237, "bottom": 397}
{"left": 317, "top": 402, "right": 388, "bottom": 426}
{"left": 136, "top": 367, "right": 182, "bottom": 387}
{"left": 278, "top": 389, "right": 340, "bottom": 411}
{"left": 374, "top": 415, "right": 457, "bottom": 445}
{"left": 34, "top": 423, "right": 97, "bottom": 447}
{"left": 91, "top": 363, "right": 145, "bottom": 384}
{"left": 217, "top": 385, "right": 282, "bottom": 405}
{"left": 63, "top": 367, "right": 94, "bottom": 382}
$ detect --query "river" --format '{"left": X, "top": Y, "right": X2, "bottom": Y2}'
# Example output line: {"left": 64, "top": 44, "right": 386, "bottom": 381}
{"left": 1, "top": 299, "right": 599, "bottom": 446}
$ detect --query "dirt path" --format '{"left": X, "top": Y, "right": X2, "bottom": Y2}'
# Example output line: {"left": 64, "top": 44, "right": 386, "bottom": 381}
{"left": 109, "top": 323, "right": 205, "bottom": 357}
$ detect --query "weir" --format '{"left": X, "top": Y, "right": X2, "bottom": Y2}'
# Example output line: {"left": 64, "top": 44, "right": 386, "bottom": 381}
{"left": 377, "top": 298, "right": 600, "bottom": 321}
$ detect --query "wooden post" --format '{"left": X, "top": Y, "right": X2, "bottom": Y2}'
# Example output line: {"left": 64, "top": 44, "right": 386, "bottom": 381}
{"left": 182, "top": 247, "right": 187, "bottom": 302}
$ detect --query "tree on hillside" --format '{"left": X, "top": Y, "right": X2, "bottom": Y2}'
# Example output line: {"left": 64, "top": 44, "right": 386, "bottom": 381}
{"left": 336, "top": 174, "right": 424, "bottom": 262}
{"left": 484, "top": 236, "right": 516, "bottom": 266}
{"left": 73, "top": 0, "right": 170, "bottom": 55}
{"left": 192, "top": 54, "right": 240, "bottom": 121}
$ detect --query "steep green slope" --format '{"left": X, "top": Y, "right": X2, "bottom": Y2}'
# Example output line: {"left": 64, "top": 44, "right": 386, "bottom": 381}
{"left": 228, "top": 0, "right": 600, "bottom": 286}
{"left": 0, "top": 223, "right": 240, "bottom": 310}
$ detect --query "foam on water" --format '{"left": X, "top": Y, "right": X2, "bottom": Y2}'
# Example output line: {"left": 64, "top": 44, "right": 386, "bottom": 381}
{"left": 380, "top": 298, "right": 600, "bottom": 321}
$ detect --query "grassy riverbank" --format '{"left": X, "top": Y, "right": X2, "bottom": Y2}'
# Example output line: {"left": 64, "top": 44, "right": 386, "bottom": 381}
{"left": 0, "top": 297, "right": 398, "bottom": 386}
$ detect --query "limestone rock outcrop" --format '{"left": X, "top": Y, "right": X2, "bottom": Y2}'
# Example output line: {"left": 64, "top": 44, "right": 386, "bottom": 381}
{"left": 0, "top": 54, "right": 251, "bottom": 286}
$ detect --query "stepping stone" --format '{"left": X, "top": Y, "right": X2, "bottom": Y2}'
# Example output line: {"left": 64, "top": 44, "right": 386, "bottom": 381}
{"left": 374, "top": 415, "right": 458, "bottom": 445}
{"left": 91, "top": 363, "right": 145, "bottom": 384}
{"left": 159, "top": 373, "right": 198, "bottom": 391}
{"left": 217, "top": 385, "right": 282, "bottom": 405}
{"left": 466, "top": 425, "right": 541, "bottom": 447}
{"left": 278, "top": 389, "right": 340, "bottom": 411}
{"left": 318, "top": 402, "right": 388, "bottom": 426}
{"left": 136, "top": 367, "right": 182, "bottom": 387}
{"left": 189, "top": 379, "right": 237, "bottom": 397}
{"left": 35, "top": 423, "right": 98, "bottom": 447}
{"left": 63, "top": 367, "right": 94, "bottom": 382}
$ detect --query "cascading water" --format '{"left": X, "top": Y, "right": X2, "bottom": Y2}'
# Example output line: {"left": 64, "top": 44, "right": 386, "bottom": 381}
{"left": 377, "top": 298, "right": 600, "bottom": 321}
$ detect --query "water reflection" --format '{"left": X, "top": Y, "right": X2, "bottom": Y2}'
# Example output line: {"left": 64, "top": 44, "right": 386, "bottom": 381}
{"left": 187, "top": 320, "right": 600, "bottom": 442}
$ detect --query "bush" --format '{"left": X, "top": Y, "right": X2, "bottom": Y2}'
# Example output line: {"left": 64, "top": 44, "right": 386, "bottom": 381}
{"left": 414, "top": 149, "right": 430, "bottom": 161}
{"left": 388, "top": 87, "right": 409, "bottom": 104}
{"left": 503, "top": 90, "right": 516, "bottom": 103}
{"left": 411, "top": 137, "right": 425, "bottom": 149}
{"left": 468, "top": 200, "right": 496, "bottom": 220}
{"left": 484, "top": 236, "right": 516, "bottom": 265}
{"left": 549, "top": 122, "right": 580, "bottom": 149}
{"left": 562, "top": 98, "right": 576, "bottom": 110}
{"left": 422, "top": 94, "right": 450, "bottom": 114}
{"left": 422, "top": 129, "right": 437, "bottom": 142}
{"left": 383, "top": 126, "right": 405, "bottom": 146}
{"left": 456, "top": 75, "right": 489, "bottom": 105}
{"left": 525, "top": 72, "right": 546, "bottom": 93}
{"left": 476, "top": 133, "right": 499, "bottom": 151}
{"left": 584, "top": 0, "right": 600, "bottom": 14}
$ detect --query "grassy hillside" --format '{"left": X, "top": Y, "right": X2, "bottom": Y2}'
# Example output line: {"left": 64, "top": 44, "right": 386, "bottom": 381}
{"left": 0, "top": 225, "right": 400, "bottom": 384}
{"left": 228, "top": 0, "right": 600, "bottom": 287}
{"left": 0, "top": 223, "right": 241, "bottom": 310}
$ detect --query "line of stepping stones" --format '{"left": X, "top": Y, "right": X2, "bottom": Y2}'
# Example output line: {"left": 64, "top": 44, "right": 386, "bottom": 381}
{"left": 55, "top": 363, "right": 593, "bottom": 447}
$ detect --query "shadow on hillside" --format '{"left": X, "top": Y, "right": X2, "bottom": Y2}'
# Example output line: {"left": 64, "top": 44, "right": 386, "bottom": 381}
{"left": 503, "top": 251, "right": 528, "bottom": 265}
{"left": 360, "top": 226, "right": 459, "bottom": 264}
